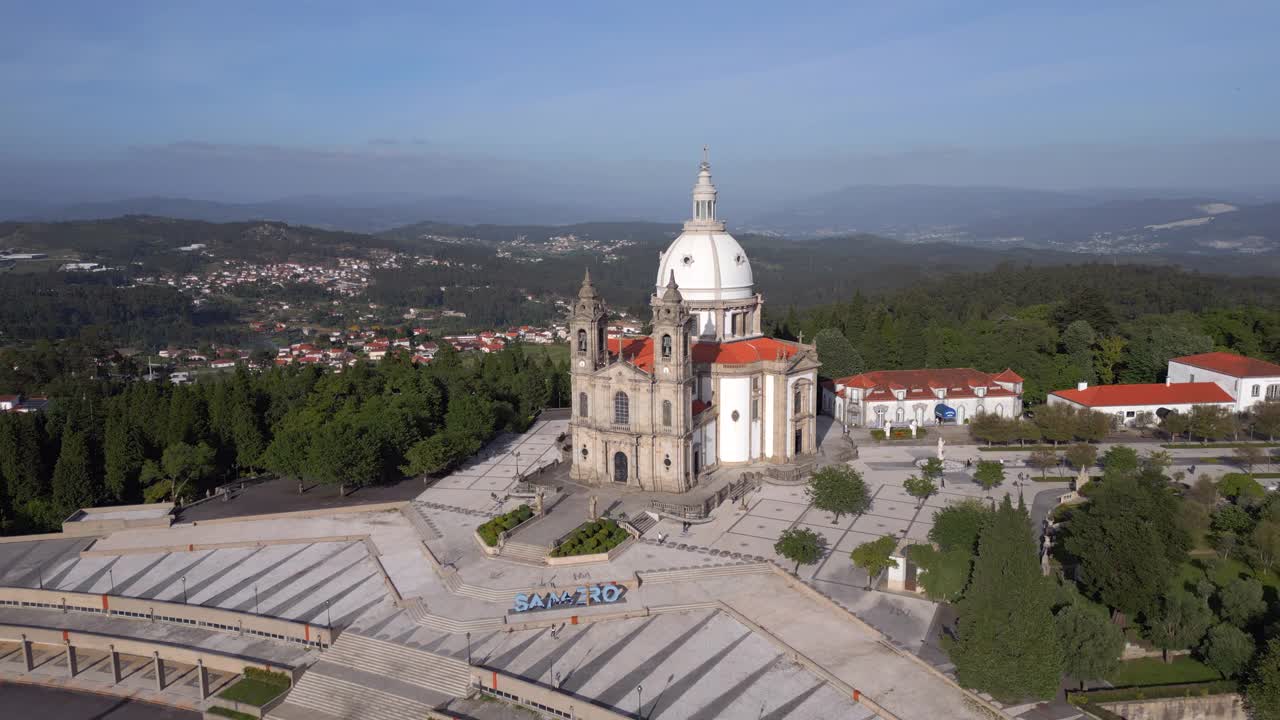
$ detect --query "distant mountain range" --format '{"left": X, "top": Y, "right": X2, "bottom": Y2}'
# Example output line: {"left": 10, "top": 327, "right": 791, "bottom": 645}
{"left": 10, "top": 184, "right": 1280, "bottom": 258}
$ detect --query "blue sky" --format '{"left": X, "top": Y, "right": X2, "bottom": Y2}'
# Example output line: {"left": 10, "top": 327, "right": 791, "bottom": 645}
{"left": 2, "top": 1, "right": 1278, "bottom": 210}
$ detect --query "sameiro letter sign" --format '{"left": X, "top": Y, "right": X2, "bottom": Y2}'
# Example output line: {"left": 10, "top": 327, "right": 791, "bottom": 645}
{"left": 512, "top": 583, "right": 625, "bottom": 613}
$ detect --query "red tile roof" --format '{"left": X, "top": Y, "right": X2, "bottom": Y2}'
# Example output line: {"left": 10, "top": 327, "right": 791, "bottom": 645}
{"left": 692, "top": 399, "right": 710, "bottom": 416}
{"left": 1051, "top": 382, "right": 1234, "bottom": 408}
{"left": 692, "top": 337, "right": 801, "bottom": 364}
{"left": 1171, "top": 352, "right": 1280, "bottom": 378}
{"left": 608, "top": 337, "right": 655, "bottom": 371}
{"left": 833, "top": 368, "right": 1020, "bottom": 401}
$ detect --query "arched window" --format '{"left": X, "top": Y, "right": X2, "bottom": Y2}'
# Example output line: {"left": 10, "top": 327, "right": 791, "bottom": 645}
{"left": 576, "top": 329, "right": 587, "bottom": 353}
{"left": 661, "top": 334, "right": 672, "bottom": 358}
{"left": 662, "top": 400, "right": 672, "bottom": 427}
{"left": 793, "top": 387, "right": 803, "bottom": 415}
{"left": 613, "top": 391, "right": 630, "bottom": 425}
{"left": 578, "top": 392, "right": 588, "bottom": 418}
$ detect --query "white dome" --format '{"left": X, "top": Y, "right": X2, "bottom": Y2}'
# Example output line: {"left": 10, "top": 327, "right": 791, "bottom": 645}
{"left": 656, "top": 230, "right": 754, "bottom": 301}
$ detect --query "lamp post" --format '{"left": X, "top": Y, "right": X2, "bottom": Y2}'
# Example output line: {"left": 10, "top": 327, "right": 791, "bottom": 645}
{"left": 254, "top": 584, "right": 259, "bottom": 615}
{"left": 515, "top": 451, "right": 522, "bottom": 478}
{"left": 637, "top": 685, "right": 643, "bottom": 718}
{"left": 109, "top": 568, "right": 115, "bottom": 594}
{"left": 466, "top": 631, "right": 472, "bottom": 664}
{"left": 180, "top": 576, "right": 187, "bottom": 604}
{"left": 324, "top": 600, "right": 332, "bottom": 628}
{"left": 38, "top": 567, "right": 43, "bottom": 590}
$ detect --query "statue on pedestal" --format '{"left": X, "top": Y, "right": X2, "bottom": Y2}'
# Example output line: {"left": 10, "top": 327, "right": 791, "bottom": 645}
{"left": 588, "top": 495, "right": 598, "bottom": 521}
{"left": 937, "top": 436, "right": 946, "bottom": 462}
{"left": 909, "top": 419, "right": 918, "bottom": 438}
{"left": 534, "top": 489, "right": 546, "bottom": 517}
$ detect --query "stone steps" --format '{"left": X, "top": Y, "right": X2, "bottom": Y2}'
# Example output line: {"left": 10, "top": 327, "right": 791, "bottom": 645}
{"left": 274, "top": 671, "right": 441, "bottom": 720}
{"left": 325, "top": 632, "right": 472, "bottom": 698}
{"left": 640, "top": 562, "right": 772, "bottom": 584}
{"left": 442, "top": 572, "right": 523, "bottom": 603}
{"left": 648, "top": 601, "right": 722, "bottom": 615}
{"left": 629, "top": 513, "right": 658, "bottom": 536}
{"left": 403, "top": 598, "right": 507, "bottom": 633}
{"left": 499, "top": 541, "right": 549, "bottom": 564}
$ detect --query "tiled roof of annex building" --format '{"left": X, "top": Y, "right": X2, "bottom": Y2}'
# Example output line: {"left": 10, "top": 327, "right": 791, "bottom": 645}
{"left": 1050, "top": 382, "right": 1235, "bottom": 408}
{"left": 606, "top": 336, "right": 801, "bottom": 373}
{"left": 1171, "top": 351, "right": 1280, "bottom": 378}
{"left": 829, "top": 367, "right": 1022, "bottom": 401}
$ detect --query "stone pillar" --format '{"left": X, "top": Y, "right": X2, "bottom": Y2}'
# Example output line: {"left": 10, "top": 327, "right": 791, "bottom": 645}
{"left": 197, "top": 659, "right": 209, "bottom": 699}
{"left": 109, "top": 645, "right": 122, "bottom": 684}
{"left": 64, "top": 641, "right": 78, "bottom": 677}
{"left": 19, "top": 634, "right": 33, "bottom": 671}
{"left": 153, "top": 651, "right": 166, "bottom": 691}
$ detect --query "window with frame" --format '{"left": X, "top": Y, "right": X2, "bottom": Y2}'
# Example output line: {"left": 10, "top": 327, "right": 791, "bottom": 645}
{"left": 662, "top": 400, "right": 672, "bottom": 427}
{"left": 576, "top": 329, "right": 587, "bottom": 352}
{"left": 1253, "top": 384, "right": 1261, "bottom": 398}
{"left": 614, "top": 391, "right": 630, "bottom": 425}
{"left": 793, "top": 388, "right": 802, "bottom": 415}
{"left": 662, "top": 334, "right": 672, "bottom": 358}
{"left": 578, "top": 392, "right": 588, "bottom": 418}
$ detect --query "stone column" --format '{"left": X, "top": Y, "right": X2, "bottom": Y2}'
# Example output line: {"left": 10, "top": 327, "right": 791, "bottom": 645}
{"left": 64, "top": 641, "right": 78, "bottom": 677}
{"left": 19, "top": 634, "right": 33, "bottom": 671}
{"left": 152, "top": 651, "right": 166, "bottom": 691}
{"left": 196, "top": 659, "right": 209, "bottom": 699}
{"left": 109, "top": 645, "right": 122, "bottom": 684}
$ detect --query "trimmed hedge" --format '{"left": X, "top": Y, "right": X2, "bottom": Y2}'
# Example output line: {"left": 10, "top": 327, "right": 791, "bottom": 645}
{"left": 869, "top": 427, "right": 929, "bottom": 441}
{"left": 243, "top": 667, "right": 291, "bottom": 688}
{"left": 1068, "top": 680, "right": 1238, "bottom": 705}
{"left": 477, "top": 504, "right": 534, "bottom": 547}
{"left": 550, "top": 519, "right": 629, "bottom": 557}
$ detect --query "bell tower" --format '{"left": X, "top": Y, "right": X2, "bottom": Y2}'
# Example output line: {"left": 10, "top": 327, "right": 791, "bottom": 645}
{"left": 650, "top": 272, "right": 694, "bottom": 491}
{"left": 570, "top": 269, "right": 607, "bottom": 374}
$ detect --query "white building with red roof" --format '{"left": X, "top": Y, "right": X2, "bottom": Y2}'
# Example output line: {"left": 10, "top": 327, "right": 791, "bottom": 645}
{"left": 568, "top": 151, "right": 821, "bottom": 493}
{"left": 1048, "top": 380, "right": 1234, "bottom": 425}
{"left": 822, "top": 368, "right": 1024, "bottom": 429}
{"left": 1167, "top": 351, "right": 1280, "bottom": 412}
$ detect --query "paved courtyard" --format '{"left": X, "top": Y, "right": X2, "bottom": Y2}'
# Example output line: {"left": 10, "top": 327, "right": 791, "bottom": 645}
{"left": 412, "top": 417, "right": 568, "bottom": 512}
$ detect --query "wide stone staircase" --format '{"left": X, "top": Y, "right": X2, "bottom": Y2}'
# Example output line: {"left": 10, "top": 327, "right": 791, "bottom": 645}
{"left": 403, "top": 597, "right": 507, "bottom": 633}
{"left": 498, "top": 540, "right": 549, "bottom": 564}
{"left": 639, "top": 562, "right": 773, "bottom": 585}
{"left": 627, "top": 512, "right": 658, "bottom": 536}
{"left": 269, "top": 631, "right": 473, "bottom": 720}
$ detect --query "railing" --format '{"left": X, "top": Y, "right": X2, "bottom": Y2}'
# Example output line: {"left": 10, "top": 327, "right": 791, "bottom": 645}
{"left": 649, "top": 474, "right": 762, "bottom": 520}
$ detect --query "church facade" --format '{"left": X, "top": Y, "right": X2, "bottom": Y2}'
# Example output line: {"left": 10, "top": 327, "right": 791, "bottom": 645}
{"left": 568, "top": 152, "right": 820, "bottom": 493}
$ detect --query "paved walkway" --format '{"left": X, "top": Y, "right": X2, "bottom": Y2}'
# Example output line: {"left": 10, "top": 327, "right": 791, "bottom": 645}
{"left": 0, "top": 680, "right": 200, "bottom": 719}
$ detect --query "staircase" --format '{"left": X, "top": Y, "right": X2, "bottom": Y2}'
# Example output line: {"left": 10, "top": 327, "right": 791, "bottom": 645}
{"left": 639, "top": 562, "right": 772, "bottom": 585}
{"left": 403, "top": 598, "right": 507, "bottom": 633}
{"left": 628, "top": 512, "right": 658, "bottom": 536}
{"left": 323, "top": 632, "right": 473, "bottom": 697}
{"left": 498, "top": 540, "right": 549, "bottom": 564}
{"left": 271, "top": 671, "right": 442, "bottom": 720}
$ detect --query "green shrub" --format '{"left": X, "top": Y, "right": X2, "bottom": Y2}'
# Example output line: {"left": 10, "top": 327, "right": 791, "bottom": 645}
{"left": 550, "top": 519, "right": 630, "bottom": 557}
{"left": 476, "top": 505, "right": 534, "bottom": 547}
{"left": 242, "top": 667, "right": 291, "bottom": 688}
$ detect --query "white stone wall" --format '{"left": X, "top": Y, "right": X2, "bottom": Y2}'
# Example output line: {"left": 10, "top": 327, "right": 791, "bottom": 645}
{"left": 1046, "top": 394, "right": 1234, "bottom": 426}
{"left": 1167, "top": 360, "right": 1280, "bottom": 413}
{"left": 764, "top": 375, "right": 775, "bottom": 458}
{"left": 717, "top": 376, "right": 751, "bottom": 463}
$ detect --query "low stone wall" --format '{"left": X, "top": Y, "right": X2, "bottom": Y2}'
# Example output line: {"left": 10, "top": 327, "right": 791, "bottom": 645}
{"left": 1099, "top": 693, "right": 1245, "bottom": 720}
{"left": 474, "top": 667, "right": 630, "bottom": 720}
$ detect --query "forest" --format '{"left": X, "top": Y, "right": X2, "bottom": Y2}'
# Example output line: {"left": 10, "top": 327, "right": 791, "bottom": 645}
{"left": 783, "top": 263, "right": 1280, "bottom": 403}
{"left": 0, "top": 344, "right": 570, "bottom": 536}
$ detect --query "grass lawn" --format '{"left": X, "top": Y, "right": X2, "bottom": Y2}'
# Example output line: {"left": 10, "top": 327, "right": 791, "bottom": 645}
{"left": 1107, "top": 657, "right": 1221, "bottom": 687}
{"left": 218, "top": 677, "right": 287, "bottom": 706}
{"left": 1176, "top": 557, "right": 1280, "bottom": 596}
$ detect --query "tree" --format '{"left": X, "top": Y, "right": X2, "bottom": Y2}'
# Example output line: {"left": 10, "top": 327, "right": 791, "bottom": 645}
{"left": 806, "top": 464, "right": 871, "bottom": 523}
{"left": 1062, "top": 320, "right": 1097, "bottom": 385}
{"left": 51, "top": 427, "right": 100, "bottom": 516}
{"left": 1093, "top": 335, "right": 1127, "bottom": 385}
{"left": 1219, "top": 474, "right": 1265, "bottom": 502}
{"left": 1235, "top": 444, "right": 1266, "bottom": 474}
{"left": 1064, "top": 476, "right": 1190, "bottom": 617}
{"left": 1055, "top": 603, "right": 1124, "bottom": 690}
{"left": 973, "top": 460, "right": 1005, "bottom": 494}
{"left": 1254, "top": 401, "right": 1280, "bottom": 441}
{"left": 1189, "top": 404, "right": 1233, "bottom": 442}
{"left": 1148, "top": 590, "right": 1213, "bottom": 663}
{"left": 401, "top": 432, "right": 459, "bottom": 478}
{"left": 1064, "top": 443, "right": 1097, "bottom": 486}
{"left": 929, "top": 499, "right": 990, "bottom": 552}
{"left": 1142, "top": 449, "right": 1173, "bottom": 475}
{"left": 1187, "top": 475, "right": 1218, "bottom": 505}
{"left": 1074, "top": 409, "right": 1111, "bottom": 443}
{"left": 907, "top": 544, "right": 971, "bottom": 601}
{"left": 1027, "top": 449, "right": 1059, "bottom": 480}
{"left": 775, "top": 527, "right": 824, "bottom": 573}
{"left": 1034, "top": 403, "right": 1077, "bottom": 445}
{"left": 151, "top": 441, "right": 216, "bottom": 504}
{"left": 102, "top": 411, "right": 143, "bottom": 503}
{"left": 1201, "top": 624, "right": 1255, "bottom": 679}
{"left": 920, "top": 456, "right": 945, "bottom": 485}
{"left": 947, "top": 497, "right": 1062, "bottom": 701}
{"left": 903, "top": 474, "right": 938, "bottom": 508}
{"left": 1163, "top": 411, "right": 1190, "bottom": 442}
{"left": 1218, "top": 577, "right": 1266, "bottom": 628}
{"left": 1253, "top": 520, "right": 1280, "bottom": 574}
{"left": 813, "top": 328, "right": 864, "bottom": 378}
{"left": 1245, "top": 638, "right": 1280, "bottom": 719}
{"left": 850, "top": 535, "right": 899, "bottom": 589}
{"left": 1100, "top": 445, "right": 1140, "bottom": 481}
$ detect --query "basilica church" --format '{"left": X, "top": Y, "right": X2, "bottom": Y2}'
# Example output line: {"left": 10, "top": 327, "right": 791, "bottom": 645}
{"left": 568, "top": 152, "right": 821, "bottom": 494}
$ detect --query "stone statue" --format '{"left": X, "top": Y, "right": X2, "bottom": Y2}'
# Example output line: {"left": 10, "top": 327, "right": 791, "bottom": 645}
{"left": 936, "top": 436, "right": 946, "bottom": 462}
{"left": 534, "top": 489, "right": 545, "bottom": 517}
{"left": 588, "top": 495, "right": 598, "bottom": 521}
{"left": 909, "top": 419, "right": 918, "bottom": 438}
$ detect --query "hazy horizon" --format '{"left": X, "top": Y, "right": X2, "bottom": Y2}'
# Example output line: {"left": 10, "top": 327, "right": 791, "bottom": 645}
{"left": 3, "top": 1, "right": 1278, "bottom": 216}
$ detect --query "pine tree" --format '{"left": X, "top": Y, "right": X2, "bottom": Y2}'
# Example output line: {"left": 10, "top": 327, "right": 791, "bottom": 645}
{"left": 103, "top": 409, "right": 143, "bottom": 502}
{"left": 51, "top": 426, "right": 101, "bottom": 516}
{"left": 947, "top": 496, "right": 1062, "bottom": 701}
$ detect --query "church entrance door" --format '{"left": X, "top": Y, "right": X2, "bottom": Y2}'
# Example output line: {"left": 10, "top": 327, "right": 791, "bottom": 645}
{"left": 692, "top": 447, "right": 701, "bottom": 476}
{"left": 794, "top": 429, "right": 803, "bottom": 455}
{"left": 612, "top": 452, "right": 628, "bottom": 484}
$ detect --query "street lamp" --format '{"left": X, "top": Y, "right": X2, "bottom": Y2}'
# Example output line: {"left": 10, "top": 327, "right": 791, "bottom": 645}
{"left": 466, "top": 631, "right": 472, "bottom": 664}
{"left": 515, "top": 451, "right": 522, "bottom": 478}
{"left": 109, "top": 568, "right": 115, "bottom": 594}
{"left": 181, "top": 576, "right": 188, "bottom": 604}
{"left": 254, "top": 584, "right": 260, "bottom": 615}
{"left": 324, "top": 600, "right": 332, "bottom": 628}
{"left": 637, "top": 685, "right": 643, "bottom": 718}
